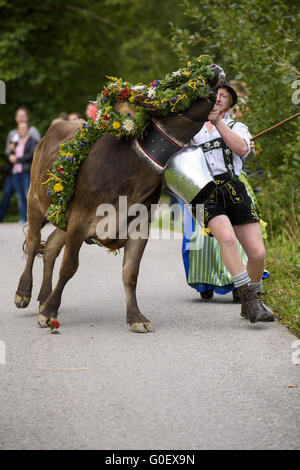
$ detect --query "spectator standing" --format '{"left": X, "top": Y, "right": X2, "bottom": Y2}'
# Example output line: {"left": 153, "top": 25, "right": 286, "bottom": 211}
{"left": 9, "top": 122, "right": 38, "bottom": 222}
{"left": 0, "top": 106, "right": 40, "bottom": 222}
{"left": 5, "top": 106, "right": 40, "bottom": 154}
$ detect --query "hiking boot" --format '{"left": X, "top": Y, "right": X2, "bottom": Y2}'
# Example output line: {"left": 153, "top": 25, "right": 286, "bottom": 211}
{"left": 240, "top": 290, "right": 275, "bottom": 321}
{"left": 237, "top": 284, "right": 272, "bottom": 323}
{"left": 232, "top": 288, "right": 241, "bottom": 303}
{"left": 200, "top": 289, "right": 214, "bottom": 300}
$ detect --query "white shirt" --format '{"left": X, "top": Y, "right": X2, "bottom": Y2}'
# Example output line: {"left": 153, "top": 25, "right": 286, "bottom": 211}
{"left": 191, "top": 113, "right": 251, "bottom": 177}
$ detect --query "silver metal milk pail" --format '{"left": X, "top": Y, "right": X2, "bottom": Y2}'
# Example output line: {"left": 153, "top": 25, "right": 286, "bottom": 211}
{"left": 163, "top": 146, "right": 216, "bottom": 204}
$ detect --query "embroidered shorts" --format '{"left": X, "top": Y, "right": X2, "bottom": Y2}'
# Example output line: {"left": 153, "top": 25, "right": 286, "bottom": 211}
{"left": 203, "top": 173, "right": 260, "bottom": 227}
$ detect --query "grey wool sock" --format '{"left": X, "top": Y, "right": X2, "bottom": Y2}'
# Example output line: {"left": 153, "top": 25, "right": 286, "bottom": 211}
{"left": 232, "top": 270, "right": 252, "bottom": 289}
{"left": 252, "top": 281, "right": 262, "bottom": 293}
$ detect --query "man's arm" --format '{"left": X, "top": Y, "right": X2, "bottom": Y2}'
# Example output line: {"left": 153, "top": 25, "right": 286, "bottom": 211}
{"left": 208, "top": 110, "right": 248, "bottom": 157}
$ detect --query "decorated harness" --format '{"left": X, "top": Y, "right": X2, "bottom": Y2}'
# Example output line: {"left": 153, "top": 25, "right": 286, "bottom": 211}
{"left": 198, "top": 120, "right": 239, "bottom": 182}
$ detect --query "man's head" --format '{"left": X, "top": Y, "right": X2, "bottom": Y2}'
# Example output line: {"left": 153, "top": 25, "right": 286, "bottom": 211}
{"left": 15, "top": 106, "right": 30, "bottom": 124}
{"left": 214, "top": 80, "right": 238, "bottom": 114}
{"left": 68, "top": 112, "right": 81, "bottom": 121}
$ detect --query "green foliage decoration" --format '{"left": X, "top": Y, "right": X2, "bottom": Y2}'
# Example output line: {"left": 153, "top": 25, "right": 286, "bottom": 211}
{"left": 44, "top": 55, "right": 214, "bottom": 229}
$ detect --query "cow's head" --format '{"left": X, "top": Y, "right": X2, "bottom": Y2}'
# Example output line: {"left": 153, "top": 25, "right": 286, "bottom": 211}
{"left": 178, "top": 64, "right": 226, "bottom": 124}
{"left": 133, "top": 63, "right": 225, "bottom": 119}
{"left": 133, "top": 63, "right": 226, "bottom": 142}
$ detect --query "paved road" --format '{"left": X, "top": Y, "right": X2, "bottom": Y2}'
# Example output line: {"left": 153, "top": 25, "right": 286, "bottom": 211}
{"left": 0, "top": 223, "right": 299, "bottom": 450}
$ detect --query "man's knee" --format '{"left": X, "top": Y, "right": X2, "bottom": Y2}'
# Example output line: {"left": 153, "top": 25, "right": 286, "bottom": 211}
{"left": 249, "top": 246, "right": 266, "bottom": 264}
{"left": 220, "top": 233, "right": 238, "bottom": 250}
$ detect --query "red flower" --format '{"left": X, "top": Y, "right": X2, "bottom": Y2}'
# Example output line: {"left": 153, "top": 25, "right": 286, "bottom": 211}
{"left": 103, "top": 114, "right": 110, "bottom": 121}
{"left": 57, "top": 167, "right": 63, "bottom": 174}
{"left": 50, "top": 319, "right": 60, "bottom": 329}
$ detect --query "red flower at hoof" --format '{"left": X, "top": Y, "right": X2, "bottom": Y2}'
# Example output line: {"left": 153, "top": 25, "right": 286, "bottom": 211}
{"left": 47, "top": 318, "right": 61, "bottom": 333}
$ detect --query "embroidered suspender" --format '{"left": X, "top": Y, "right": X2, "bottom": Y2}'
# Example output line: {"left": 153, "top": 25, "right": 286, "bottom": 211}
{"left": 199, "top": 120, "right": 239, "bottom": 182}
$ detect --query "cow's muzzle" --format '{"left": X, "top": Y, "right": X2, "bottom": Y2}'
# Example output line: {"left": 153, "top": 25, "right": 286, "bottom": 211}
{"left": 210, "top": 64, "right": 226, "bottom": 89}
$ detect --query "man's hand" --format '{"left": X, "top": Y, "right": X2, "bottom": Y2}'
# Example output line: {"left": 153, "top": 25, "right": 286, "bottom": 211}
{"left": 208, "top": 108, "right": 221, "bottom": 125}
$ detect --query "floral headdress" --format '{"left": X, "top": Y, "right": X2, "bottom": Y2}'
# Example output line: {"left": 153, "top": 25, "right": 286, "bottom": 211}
{"left": 44, "top": 55, "right": 214, "bottom": 229}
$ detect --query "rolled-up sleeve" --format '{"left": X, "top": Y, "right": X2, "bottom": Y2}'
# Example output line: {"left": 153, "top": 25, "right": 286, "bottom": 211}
{"left": 232, "top": 122, "right": 251, "bottom": 160}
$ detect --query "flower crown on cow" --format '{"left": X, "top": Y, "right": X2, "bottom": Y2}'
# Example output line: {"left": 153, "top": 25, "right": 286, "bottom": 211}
{"left": 44, "top": 55, "right": 214, "bottom": 229}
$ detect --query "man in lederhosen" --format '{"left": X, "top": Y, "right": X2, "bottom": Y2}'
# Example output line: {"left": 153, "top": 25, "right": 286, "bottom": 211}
{"left": 191, "top": 80, "right": 274, "bottom": 323}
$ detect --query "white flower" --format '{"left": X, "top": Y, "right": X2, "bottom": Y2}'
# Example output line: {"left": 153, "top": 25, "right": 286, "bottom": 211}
{"left": 132, "top": 85, "right": 146, "bottom": 92}
{"left": 96, "top": 109, "right": 103, "bottom": 122}
{"left": 228, "top": 164, "right": 233, "bottom": 170}
{"left": 147, "top": 87, "right": 156, "bottom": 98}
{"left": 214, "top": 141, "right": 221, "bottom": 148}
{"left": 204, "top": 142, "right": 211, "bottom": 149}
{"left": 123, "top": 119, "right": 135, "bottom": 133}
{"left": 172, "top": 69, "right": 182, "bottom": 77}
{"left": 225, "top": 149, "right": 231, "bottom": 155}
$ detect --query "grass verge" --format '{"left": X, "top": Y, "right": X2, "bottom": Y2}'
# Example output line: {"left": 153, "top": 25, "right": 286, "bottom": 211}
{"left": 265, "top": 230, "right": 300, "bottom": 338}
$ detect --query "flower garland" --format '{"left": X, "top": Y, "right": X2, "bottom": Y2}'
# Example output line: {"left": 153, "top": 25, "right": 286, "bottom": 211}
{"left": 44, "top": 55, "right": 214, "bottom": 229}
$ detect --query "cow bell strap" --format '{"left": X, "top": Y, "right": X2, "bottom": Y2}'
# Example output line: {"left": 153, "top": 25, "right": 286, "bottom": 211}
{"left": 199, "top": 120, "right": 238, "bottom": 182}
{"left": 132, "top": 119, "right": 185, "bottom": 174}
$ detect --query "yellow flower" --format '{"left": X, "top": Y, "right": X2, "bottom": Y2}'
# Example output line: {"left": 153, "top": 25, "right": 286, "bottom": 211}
{"left": 54, "top": 183, "right": 63, "bottom": 193}
{"left": 112, "top": 121, "right": 121, "bottom": 130}
{"left": 182, "top": 70, "right": 191, "bottom": 77}
{"left": 187, "top": 79, "right": 198, "bottom": 90}
{"left": 197, "top": 54, "right": 209, "bottom": 61}
{"left": 106, "top": 76, "right": 121, "bottom": 83}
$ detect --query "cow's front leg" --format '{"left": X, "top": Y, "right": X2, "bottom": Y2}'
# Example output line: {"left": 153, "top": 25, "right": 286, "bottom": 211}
{"left": 15, "top": 193, "right": 44, "bottom": 309}
{"left": 37, "top": 228, "right": 66, "bottom": 311}
{"left": 38, "top": 225, "right": 85, "bottom": 328}
{"left": 122, "top": 236, "right": 154, "bottom": 333}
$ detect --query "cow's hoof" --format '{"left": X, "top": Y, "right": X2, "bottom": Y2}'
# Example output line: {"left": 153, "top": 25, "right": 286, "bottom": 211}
{"left": 15, "top": 293, "right": 31, "bottom": 309}
{"left": 144, "top": 322, "right": 154, "bottom": 333}
{"left": 130, "top": 322, "right": 154, "bottom": 333}
{"left": 38, "top": 314, "right": 50, "bottom": 328}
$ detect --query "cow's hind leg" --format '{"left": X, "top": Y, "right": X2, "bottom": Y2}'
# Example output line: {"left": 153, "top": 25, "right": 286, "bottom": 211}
{"left": 123, "top": 237, "right": 154, "bottom": 333}
{"left": 37, "top": 224, "right": 85, "bottom": 327}
{"left": 15, "top": 193, "right": 44, "bottom": 308}
{"left": 38, "top": 228, "right": 67, "bottom": 312}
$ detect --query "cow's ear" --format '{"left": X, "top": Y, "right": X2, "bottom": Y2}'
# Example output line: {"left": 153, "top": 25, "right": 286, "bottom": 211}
{"left": 133, "top": 95, "right": 158, "bottom": 111}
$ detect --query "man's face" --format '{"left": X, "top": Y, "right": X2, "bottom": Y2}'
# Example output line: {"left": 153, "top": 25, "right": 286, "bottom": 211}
{"left": 15, "top": 109, "right": 29, "bottom": 124}
{"left": 214, "top": 88, "right": 231, "bottom": 113}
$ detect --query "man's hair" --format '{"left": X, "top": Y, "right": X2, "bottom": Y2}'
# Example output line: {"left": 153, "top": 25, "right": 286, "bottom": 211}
{"left": 58, "top": 112, "right": 69, "bottom": 120}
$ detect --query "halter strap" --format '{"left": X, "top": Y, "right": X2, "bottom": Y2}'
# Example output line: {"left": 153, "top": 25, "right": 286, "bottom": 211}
{"left": 198, "top": 120, "right": 238, "bottom": 181}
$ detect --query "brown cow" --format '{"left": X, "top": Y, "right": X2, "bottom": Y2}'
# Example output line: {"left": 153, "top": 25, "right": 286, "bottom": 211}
{"left": 15, "top": 65, "right": 225, "bottom": 332}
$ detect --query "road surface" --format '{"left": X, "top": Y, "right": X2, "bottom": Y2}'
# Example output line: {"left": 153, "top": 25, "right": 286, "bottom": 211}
{"left": 0, "top": 223, "right": 299, "bottom": 450}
